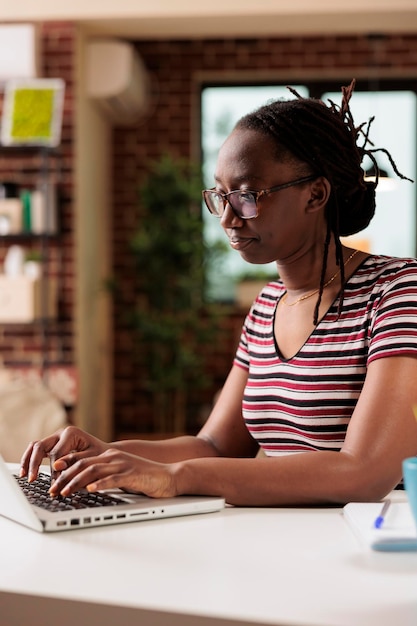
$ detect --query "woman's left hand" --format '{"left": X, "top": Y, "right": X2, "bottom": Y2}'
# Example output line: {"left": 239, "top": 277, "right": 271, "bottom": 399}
{"left": 49, "top": 448, "right": 179, "bottom": 498}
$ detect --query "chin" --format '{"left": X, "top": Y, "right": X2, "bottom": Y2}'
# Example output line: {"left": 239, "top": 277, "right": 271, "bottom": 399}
{"left": 240, "top": 253, "right": 275, "bottom": 266}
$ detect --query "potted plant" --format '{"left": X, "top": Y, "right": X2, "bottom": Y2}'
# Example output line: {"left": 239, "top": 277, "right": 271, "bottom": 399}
{"left": 129, "top": 154, "right": 223, "bottom": 434}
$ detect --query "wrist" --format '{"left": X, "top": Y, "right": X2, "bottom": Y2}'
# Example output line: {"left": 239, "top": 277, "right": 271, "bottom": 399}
{"left": 171, "top": 460, "right": 193, "bottom": 496}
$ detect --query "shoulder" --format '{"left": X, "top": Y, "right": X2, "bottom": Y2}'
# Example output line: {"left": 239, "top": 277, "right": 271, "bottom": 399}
{"left": 349, "top": 254, "right": 417, "bottom": 314}
{"left": 241, "top": 280, "right": 283, "bottom": 328}
{"left": 252, "top": 280, "right": 284, "bottom": 310}
{"left": 353, "top": 254, "right": 417, "bottom": 289}
{"left": 359, "top": 254, "right": 417, "bottom": 275}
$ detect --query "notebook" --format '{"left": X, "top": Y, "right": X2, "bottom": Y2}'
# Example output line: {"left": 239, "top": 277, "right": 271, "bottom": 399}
{"left": 343, "top": 500, "right": 417, "bottom": 552}
{"left": 0, "top": 454, "right": 225, "bottom": 533}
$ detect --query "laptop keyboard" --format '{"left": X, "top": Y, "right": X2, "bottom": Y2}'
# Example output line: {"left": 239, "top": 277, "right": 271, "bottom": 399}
{"left": 15, "top": 472, "right": 125, "bottom": 512}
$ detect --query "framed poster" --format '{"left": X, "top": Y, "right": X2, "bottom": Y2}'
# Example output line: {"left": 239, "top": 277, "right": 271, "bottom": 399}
{"left": 1, "top": 78, "right": 65, "bottom": 147}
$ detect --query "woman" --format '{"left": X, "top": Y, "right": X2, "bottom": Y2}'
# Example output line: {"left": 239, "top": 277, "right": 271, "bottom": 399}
{"left": 21, "top": 81, "right": 417, "bottom": 505}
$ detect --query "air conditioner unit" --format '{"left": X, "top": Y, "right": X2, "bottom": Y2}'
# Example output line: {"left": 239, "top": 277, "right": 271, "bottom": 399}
{"left": 86, "top": 40, "right": 150, "bottom": 125}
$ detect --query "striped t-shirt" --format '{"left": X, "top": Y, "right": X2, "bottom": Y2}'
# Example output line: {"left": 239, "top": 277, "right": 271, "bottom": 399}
{"left": 234, "top": 255, "right": 417, "bottom": 456}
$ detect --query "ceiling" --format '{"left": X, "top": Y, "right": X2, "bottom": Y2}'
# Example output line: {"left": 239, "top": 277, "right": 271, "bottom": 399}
{"left": 2, "top": 1, "right": 417, "bottom": 39}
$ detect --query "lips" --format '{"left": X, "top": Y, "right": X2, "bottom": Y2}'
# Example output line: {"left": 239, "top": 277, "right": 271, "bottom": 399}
{"left": 229, "top": 237, "right": 256, "bottom": 251}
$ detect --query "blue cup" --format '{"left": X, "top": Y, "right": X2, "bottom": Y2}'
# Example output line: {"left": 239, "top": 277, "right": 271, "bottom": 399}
{"left": 403, "top": 456, "right": 417, "bottom": 528}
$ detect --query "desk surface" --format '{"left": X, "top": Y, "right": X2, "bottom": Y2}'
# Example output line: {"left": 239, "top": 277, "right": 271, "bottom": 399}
{"left": 1, "top": 489, "right": 416, "bottom": 626}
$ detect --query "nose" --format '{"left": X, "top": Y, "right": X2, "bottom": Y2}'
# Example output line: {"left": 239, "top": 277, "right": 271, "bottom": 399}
{"left": 220, "top": 200, "right": 243, "bottom": 228}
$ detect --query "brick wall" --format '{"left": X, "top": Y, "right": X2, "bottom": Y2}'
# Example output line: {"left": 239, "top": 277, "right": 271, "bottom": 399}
{"left": 112, "top": 33, "right": 417, "bottom": 436}
{"left": 0, "top": 22, "right": 77, "bottom": 410}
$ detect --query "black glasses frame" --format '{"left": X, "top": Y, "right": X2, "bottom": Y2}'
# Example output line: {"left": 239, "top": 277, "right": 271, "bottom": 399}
{"left": 202, "top": 174, "right": 318, "bottom": 220}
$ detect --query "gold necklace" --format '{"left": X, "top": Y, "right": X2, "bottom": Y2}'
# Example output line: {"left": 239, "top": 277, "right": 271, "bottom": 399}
{"left": 281, "top": 249, "right": 360, "bottom": 307}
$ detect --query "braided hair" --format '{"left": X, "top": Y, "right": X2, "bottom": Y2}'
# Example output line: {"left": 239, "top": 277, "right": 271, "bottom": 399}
{"left": 235, "top": 79, "right": 412, "bottom": 324}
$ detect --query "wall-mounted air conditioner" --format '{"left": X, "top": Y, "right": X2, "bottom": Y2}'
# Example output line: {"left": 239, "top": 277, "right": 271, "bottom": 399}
{"left": 86, "top": 39, "right": 150, "bottom": 125}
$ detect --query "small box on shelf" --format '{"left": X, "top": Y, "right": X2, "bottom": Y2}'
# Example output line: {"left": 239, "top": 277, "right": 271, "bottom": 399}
{"left": 0, "top": 181, "right": 58, "bottom": 236}
{"left": 0, "top": 198, "right": 23, "bottom": 234}
{"left": 0, "top": 275, "right": 57, "bottom": 323}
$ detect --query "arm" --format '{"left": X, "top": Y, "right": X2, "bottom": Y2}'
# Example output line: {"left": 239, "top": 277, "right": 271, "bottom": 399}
{"left": 175, "top": 355, "right": 417, "bottom": 505}
{"left": 43, "top": 365, "right": 259, "bottom": 498}
{"left": 20, "top": 424, "right": 220, "bottom": 481}
{"left": 21, "top": 365, "right": 255, "bottom": 485}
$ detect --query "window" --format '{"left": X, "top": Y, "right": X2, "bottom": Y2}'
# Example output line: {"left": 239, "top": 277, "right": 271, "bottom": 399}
{"left": 201, "top": 82, "right": 417, "bottom": 302}
{"left": 201, "top": 85, "right": 308, "bottom": 301}
{"left": 324, "top": 89, "right": 416, "bottom": 258}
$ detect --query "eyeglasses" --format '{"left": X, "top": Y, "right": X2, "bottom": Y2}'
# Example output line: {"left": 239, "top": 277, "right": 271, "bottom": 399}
{"left": 202, "top": 175, "right": 317, "bottom": 220}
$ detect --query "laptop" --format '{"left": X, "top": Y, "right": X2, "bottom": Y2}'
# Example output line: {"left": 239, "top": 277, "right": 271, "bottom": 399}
{"left": 0, "top": 454, "right": 225, "bottom": 533}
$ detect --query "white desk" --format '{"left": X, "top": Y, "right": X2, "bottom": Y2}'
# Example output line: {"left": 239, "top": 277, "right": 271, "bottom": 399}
{"left": 1, "top": 492, "right": 417, "bottom": 626}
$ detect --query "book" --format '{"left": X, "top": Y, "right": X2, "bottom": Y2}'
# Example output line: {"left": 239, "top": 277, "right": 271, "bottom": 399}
{"left": 343, "top": 500, "right": 417, "bottom": 552}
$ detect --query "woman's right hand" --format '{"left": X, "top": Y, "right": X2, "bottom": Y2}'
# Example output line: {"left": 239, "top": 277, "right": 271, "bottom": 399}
{"left": 20, "top": 426, "right": 109, "bottom": 482}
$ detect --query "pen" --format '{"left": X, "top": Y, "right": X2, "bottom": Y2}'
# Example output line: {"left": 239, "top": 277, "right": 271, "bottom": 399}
{"left": 374, "top": 499, "right": 391, "bottom": 529}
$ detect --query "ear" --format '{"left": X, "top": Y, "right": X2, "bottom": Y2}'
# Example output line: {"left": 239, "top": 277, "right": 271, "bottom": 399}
{"left": 305, "top": 177, "right": 331, "bottom": 213}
